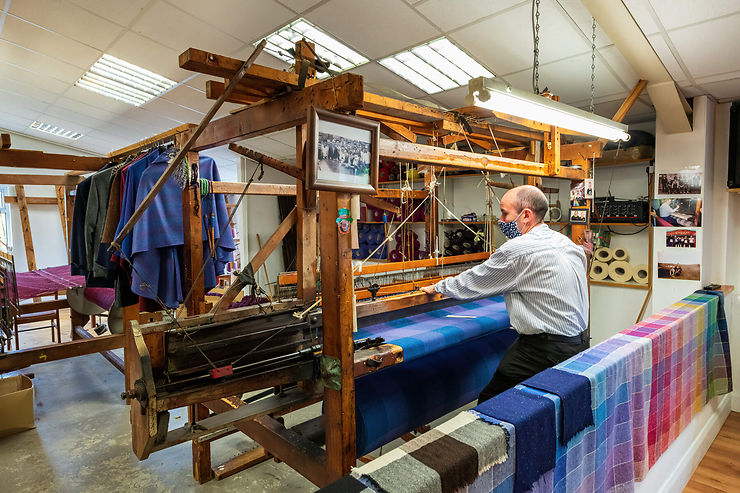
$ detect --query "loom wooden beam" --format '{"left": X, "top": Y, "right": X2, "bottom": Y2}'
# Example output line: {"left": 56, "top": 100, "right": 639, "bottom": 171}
{"left": 228, "top": 143, "right": 304, "bottom": 180}
{"left": 1, "top": 133, "right": 10, "bottom": 149}
{"left": 0, "top": 334, "right": 124, "bottom": 372}
{"left": 560, "top": 141, "right": 604, "bottom": 162}
{"left": 441, "top": 134, "right": 495, "bottom": 151}
{"left": 0, "top": 174, "right": 84, "bottom": 186}
{"left": 613, "top": 79, "right": 648, "bottom": 124}
{"left": 181, "top": 149, "right": 205, "bottom": 317}
{"left": 54, "top": 185, "right": 68, "bottom": 259}
{"left": 205, "top": 80, "right": 271, "bottom": 105}
{"left": 374, "top": 188, "right": 428, "bottom": 199}
{"left": 359, "top": 195, "right": 400, "bottom": 215}
{"left": 380, "top": 122, "right": 416, "bottom": 143}
{"left": 108, "top": 124, "right": 196, "bottom": 159}
{"left": 3, "top": 196, "right": 57, "bottom": 205}
{"left": 432, "top": 119, "right": 539, "bottom": 143}
{"left": 192, "top": 72, "right": 365, "bottom": 151}
{"left": 0, "top": 149, "right": 108, "bottom": 171}
{"left": 378, "top": 140, "right": 583, "bottom": 180}
{"left": 111, "top": 41, "right": 266, "bottom": 251}
{"left": 15, "top": 185, "right": 36, "bottom": 272}
{"left": 210, "top": 207, "right": 297, "bottom": 314}
{"left": 211, "top": 181, "right": 297, "bottom": 196}
{"left": 356, "top": 291, "right": 446, "bottom": 318}
{"left": 543, "top": 127, "right": 561, "bottom": 175}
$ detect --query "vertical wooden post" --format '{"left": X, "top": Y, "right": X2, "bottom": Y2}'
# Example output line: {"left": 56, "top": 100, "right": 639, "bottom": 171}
{"left": 15, "top": 185, "right": 36, "bottom": 272}
{"left": 54, "top": 185, "right": 69, "bottom": 261}
{"left": 295, "top": 40, "right": 318, "bottom": 304}
{"left": 424, "top": 168, "right": 438, "bottom": 257}
{"left": 189, "top": 403, "right": 213, "bottom": 483}
{"left": 320, "top": 191, "right": 356, "bottom": 479}
{"left": 122, "top": 303, "right": 139, "bottom": 405}
{"left": 180, "top": 140, "right": 205, "bottom": 316}
{"left": 543, "top": 126, "right": 561, "bottom": 175}
{"left": 571, "top": 158, "right": 590, "bottom": 341}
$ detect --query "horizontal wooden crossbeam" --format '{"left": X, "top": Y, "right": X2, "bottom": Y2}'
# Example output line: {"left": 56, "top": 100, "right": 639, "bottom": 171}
{"left": 0, "top": 174, "right": 84, "bottom": 186}
{"left": 0, "top": 149, "right": 107, "bottom": 171}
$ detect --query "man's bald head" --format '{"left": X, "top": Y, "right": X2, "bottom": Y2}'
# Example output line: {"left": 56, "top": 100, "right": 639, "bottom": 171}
{"left": 503, "top": 185, "right": 549, "bottom": 222}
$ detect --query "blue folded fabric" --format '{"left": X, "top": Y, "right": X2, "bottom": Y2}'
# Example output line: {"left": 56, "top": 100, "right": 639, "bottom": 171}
{"left": 522, "top": 367, "right": 593, "bottom": 446}
{"left": 473, "top": 387, "right": 556, "bottom": 493}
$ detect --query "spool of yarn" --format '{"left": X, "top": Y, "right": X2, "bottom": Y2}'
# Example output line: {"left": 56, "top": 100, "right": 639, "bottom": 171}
{"left": 595, "top": 247, "right": 613, "bottom": 263}
{"left": 632, "top": 264, "right": 649, "bottom": 284}
{"left": 608, "top": 261, "right": 633, "bottom": 283}
{"left": 589, "top": 260, "right": 609, "bottom": 281}
{"left": 389, "top": 249, "right": 401, "bottom": 262}
{"left": 612, "top": 247, "right": 629, "bottom": 262}
{"left": 548, "top": 207, "right": 562, "bottom": 222}
{"left": 379, "top": 168, "right": 389, "bottom": 182}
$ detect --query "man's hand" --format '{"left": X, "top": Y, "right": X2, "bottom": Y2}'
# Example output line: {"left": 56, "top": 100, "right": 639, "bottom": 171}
{"left": 420, "top": 285, "right": 437, "bottom": 295}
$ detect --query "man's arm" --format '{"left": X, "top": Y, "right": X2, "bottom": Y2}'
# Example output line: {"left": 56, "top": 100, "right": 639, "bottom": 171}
{"left": 423, "top": 250, "right": 518, "bottom": 299}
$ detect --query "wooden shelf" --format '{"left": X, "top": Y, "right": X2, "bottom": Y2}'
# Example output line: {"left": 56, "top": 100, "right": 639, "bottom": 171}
{"left": 592, "top": 222, "right": 650, "bottom": 227}
{"left": 357, "top": 221, "right": 425, "bottom": 224}
{"left": 439, "top": 220, "right": 491, "bottom": 225}
{"left": 590, "top": 280, "right": 650, "bottom": 289}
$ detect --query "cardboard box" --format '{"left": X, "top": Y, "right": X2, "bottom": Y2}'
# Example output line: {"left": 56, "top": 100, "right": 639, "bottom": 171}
{"left": 0, "top": 374, "right": 35, "bottom": 437}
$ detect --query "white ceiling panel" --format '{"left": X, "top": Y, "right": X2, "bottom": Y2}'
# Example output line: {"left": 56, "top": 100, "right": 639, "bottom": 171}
{"left": 695, "top": 77, "right": 740, "bottom": 102}
{"left": 0, "top": 39, "right": 85, "bottom": 84}
{"left": 61, "top": 85, "right": 136, "bottom": 115}
{"left": 1, "top": 15, "right": 102, "bottom": 70}
{"left": 277, "top": 0, "right": 326, "bottom": 14}
{"left": 0, "top": 63, "right": 71, "bottom": 95}
{"left": 0, "top": 74, "right": 62, "bottom": 105}
{"left": 667, "top": 15, "right": 740, "bottom": 79}
{"left": 106, "top": 31, "right": 191, "bottom": 82}
{"left": 646, "top": 34, "right": 688, "bottom": 82}
{"left": 35, "top": 113, "right": 92, "bottom": 134}
{"left": 622, "top": 0, "right": 661, "bottom": 36}
{"left": 415, "top": 0, "right": 523, "bottom": 32}
{"left": 428, "top": 85, "right": 468, "bottom": 110}
{"left": 553, "top": 0, "right": 614, "bottom": 48}
{"left": 0, "top": 91, "right": 48, "bottom": 117}
{"left": 265, "top": 129, "right": 297, "bottom": 148}
{"left": 648, "top": 0, "right": 740, "bottom": 31}
{"left": 142, "top": 97, "right": 203, "bottom": 124}
{"left": 0, "top": 113, "right": 43, "bottom": 133}
{"left": 9, "top": 0, "right": 125, "bottom": 50}
{"left": 598, "top": 45, "right": 640, "bottom": 89}
{"left": 68, "top": 0, "right": 151, "bottom": 27}
{"left": 161, "top": 83, "right": 212, "bottom": 113}
{"left": 307, "top": 0, "right": 439, "bottom": 59}
{"left": 169, "top": 0, "right": 294, "bottom": 44}
{"left": 40, "top": 106, "right": 110, "bottom": 132}
{"left": 238, "top": 136, "right": 295, "bottom": 159}
{"left": 131, "top": 1, "right": 243, "bottom": 55}
{"left": 353, "top": 62, "right": 428, "bottom": 100}
{"left": 120, "top": 106, "right": 184, "bottom": 129}
{"left": 52, "top": 97, "right": 119, "bottom": 123}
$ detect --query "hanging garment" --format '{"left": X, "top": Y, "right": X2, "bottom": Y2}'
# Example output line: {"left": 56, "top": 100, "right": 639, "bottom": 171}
{"left": 70, "top": 176, "right": 93, "bottom": 276}
{"left": 85, "top": 166, "right": 116, "bottom": 281}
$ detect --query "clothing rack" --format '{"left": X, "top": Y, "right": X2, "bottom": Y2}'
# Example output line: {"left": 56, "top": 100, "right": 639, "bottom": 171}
{"left": 107, "top": 123, "right": 196, "bottom": 160}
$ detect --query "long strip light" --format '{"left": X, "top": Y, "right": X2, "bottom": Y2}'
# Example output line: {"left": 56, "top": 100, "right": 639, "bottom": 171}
{"left": 260, "top": 18, "right": 368, "bottom": 77}
{"left": 466, "top": 77, "right": 630, "bottom": 141}
{"left": 379, "top": 38, "right": 494, "bottom": 94}
{"left": 75, "top": 54, "right": 177, "bottom": 106}
{"left": 29, "top": 121, "right": 83, "bottom": 140}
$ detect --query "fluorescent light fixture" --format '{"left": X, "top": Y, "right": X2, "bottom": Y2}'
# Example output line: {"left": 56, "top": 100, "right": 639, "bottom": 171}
{"left": 379, "top": 37, "right": 494, "bottom": 94}
{"left": 29, "top": 121, "right": 83, "bottom": 140}
{"left": 75, "top": 54, "right": 177, "bottom": 106}
{"left": 260, "top": 18, "right": 369, "bottom": 77}
{"left": 465, "top": 77, "right": 630, "bottom": 141}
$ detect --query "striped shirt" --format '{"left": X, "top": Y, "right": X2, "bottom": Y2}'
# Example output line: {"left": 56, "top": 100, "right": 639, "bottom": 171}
{"left": 434, "top": 224, "right": 588, "bottom": 336}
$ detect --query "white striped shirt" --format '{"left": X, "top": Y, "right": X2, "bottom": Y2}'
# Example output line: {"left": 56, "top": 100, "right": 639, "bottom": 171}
{"left": 434, "top": 224, "right": 588, "bottom": 336}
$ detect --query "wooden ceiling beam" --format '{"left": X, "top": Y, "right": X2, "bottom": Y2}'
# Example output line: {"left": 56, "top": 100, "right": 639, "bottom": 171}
{"left": 4, "top": 196, "right": 58, "bottom": 205}
{"left": 108, "top": 123, "right": 196, "bottom": 158}
{"left": 0, "top": 174, "right": 84, "bottom": 186}
{"left": 380, "top": 122, "right": 416, "bottom": 143}
{"left": 0, "top": 149, "right": 108, "bottom": 171}
{"left": 211, "top": 182, "right": 297, "bottom": 196}
{"left": 228, "top": 143, "right": 304, "bottom": 180}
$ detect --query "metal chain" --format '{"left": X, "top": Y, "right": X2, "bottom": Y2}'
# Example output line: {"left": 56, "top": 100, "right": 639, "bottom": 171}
{"left": 532, "top": 0, "right": 541, "bottom": 93}
{"left": 590, "top": 17, "right": 596, "bottom": 113}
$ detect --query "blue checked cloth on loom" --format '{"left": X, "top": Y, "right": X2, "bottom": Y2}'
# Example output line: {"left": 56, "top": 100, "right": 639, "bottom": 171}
{"left": 354, "top": 295, "right": 510, "bottom": 362}
{"left": 473, "top": 387, "right": 556, "bottom": 493}
{"left": 522, "top": 368, "right": 593, "bottom": 446}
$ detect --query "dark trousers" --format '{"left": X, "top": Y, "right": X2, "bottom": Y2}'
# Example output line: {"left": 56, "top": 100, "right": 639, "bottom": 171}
{"left": 477, "top": 332, "right": 589, "bottom": 405}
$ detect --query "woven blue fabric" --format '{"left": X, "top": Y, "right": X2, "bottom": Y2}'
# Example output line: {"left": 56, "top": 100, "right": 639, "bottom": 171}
{"left": 473, "top": 387, "right": 556, "bottom": 493}
{"left": 523, "top": 368, "right": 593, "bottom": 446}
{"left": 354, "top": 295, "right": 510, "bottom": 362}
{"left": 354, "top": 328, "right": 517, "bottom": 457}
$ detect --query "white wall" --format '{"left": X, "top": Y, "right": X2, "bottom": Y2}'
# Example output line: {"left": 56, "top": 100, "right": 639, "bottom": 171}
{"left": 1, "top": 130, "right": 100, "bottom": 272}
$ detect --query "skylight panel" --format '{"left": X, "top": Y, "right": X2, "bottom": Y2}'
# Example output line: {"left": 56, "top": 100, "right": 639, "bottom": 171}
{"left": 260, "top": 18, "right": 369, "bottom": 75}
{"left": 379, "top": 37, "right": 494, "bottom": 94}
{"left": 75, "top": 54, "right": 177, "bottom": 106}
{"left": 29, "top": 121, "right": 83, "bottom": 140}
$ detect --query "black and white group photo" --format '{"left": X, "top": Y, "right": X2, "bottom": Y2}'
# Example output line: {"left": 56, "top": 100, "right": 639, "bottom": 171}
{"left": 657, "top": 171, "right": 702, "bottom": 195}
{"left": 665, "top": 229, "right": 697, "bottom": 248}
{"left": 316, "top": 119, "right": 371, "bottom": 185}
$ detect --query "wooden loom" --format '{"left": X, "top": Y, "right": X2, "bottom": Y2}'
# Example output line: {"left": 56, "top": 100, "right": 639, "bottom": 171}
{"left": 115, "top": 39, "right": 655, "bottom": 487}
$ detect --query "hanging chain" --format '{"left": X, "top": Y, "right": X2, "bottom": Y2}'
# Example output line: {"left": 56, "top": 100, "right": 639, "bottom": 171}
{"left": 590, "top": 17, "right": 597, "bottom": 113}
{"left": 532, "top": 0, "right": 541, "bottom": 94}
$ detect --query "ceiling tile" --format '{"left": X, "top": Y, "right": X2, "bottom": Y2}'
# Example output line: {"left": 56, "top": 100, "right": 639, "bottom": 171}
{"left": 9, "top": 0, "right": 125, "bottom": 50}
{"left": 265, "top": 129, "right": 297, "bottom": 147}
{"left": 168, "top": 0, "right": 294, "bottom": 43}
{"left": 0, "top": 90, "right": 48, "bottom": 117}
{"left": 622, "top": 0, "right": 660, "bottom": 36}
{"left": 238, "top": 135, "right": 294, "bottom": 159}
{"left": 353, "top": 62, "right": 428, "bottom": 100}
{"left": 451, "top": 0, "right": 589, "bottom": 76}
{"left": 34, "top": 113, "right": 92, "bottom": 134}
{"left": 306, "top": 0, "right": 439, "bottom": 59}
{"left": 646, "top": 34, "right": 688, "bottom": 82}
{"left": 131, "top": 1, "right": 243, "bottom": 55}
{"left": 61, "top": 85, "right": 136, "bottom": 115}
{"left": 1, "top": 16, "right": 103, "bottom": 70}
{"left": 53, "top": 96, "right": 119, "bottom": 123}
{"left": 666, "top": 16, "right": 740, "bottom": 79}
{"left": 230, "top": 49, "right": 292, "bottom": 71}
{"left": 694, "top": 77, "right": 740, "bottom": 102}
{"left": 0, "top": 39, "right": 85, "bottom": 84}
{"left": 694, "top": 70, "right": 740, "bottom": 86}
{"left": 554, "top": 0, "right": 613, "bottom": 48}
{"left": 0, "top": 74, "right": 63, "bottom": 104}
{"left": 427, "top": 85, "right": 468, "bottom": 110}
{"left": 414, "top": 0, "right": 523, "bottom": 32}
{"left": 277, "top": 0, "right": 326, "bottom": 14}
{"left": 106, "top": 31, "right": 191, "bottom": 82}
{"left": 42, "top": 105, "right": 110, "bottom": 132}
{"left": 142, "top": 97, "right": 203, "bottom": 124}
{"left": 677, "top": 84, "right": 704, "bottom": 98}
{"left": 0, "top": 63, "right": 70, "bottom": 95}
{"left": 68, "top": 0, "right": 151, "bottom": 27}
{"left": 598, "top": 45, "right": 639, "bottom": 89}
{"left": 648, "top": 0, "right": 740, "bottom": 31}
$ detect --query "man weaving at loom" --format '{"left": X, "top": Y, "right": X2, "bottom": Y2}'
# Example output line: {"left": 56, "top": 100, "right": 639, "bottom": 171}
{"left": 422, "top": 185, "right": 589, "bottom": 403}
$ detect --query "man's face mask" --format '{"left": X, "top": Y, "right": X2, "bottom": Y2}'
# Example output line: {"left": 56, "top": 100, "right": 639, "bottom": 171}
{"left": 498, "top": 210, "right": 524, "bottom": 239}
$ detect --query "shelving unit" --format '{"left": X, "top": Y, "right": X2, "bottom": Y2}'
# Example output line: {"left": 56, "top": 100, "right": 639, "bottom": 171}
{"left": 590, "top": 279, "right": 650, "bottom": 289}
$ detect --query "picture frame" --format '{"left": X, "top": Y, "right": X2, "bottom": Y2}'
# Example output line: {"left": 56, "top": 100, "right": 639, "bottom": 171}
{"left": 306, "top": 106, "right": 380, "bottom": 194}
{"left": 569, "top": 206, "right": 589, "bottom": 225}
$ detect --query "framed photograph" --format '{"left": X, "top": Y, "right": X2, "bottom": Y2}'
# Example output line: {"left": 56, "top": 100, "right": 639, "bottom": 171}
{"left": 650, "top": 198, "right": 702, "bottom": 227}
{"left": 306, "top": 106, "right": 379, "bottom": 194}
{"left": 657, "top": 171, "right": 702, "bottom": 196}
{"left": 657, "top": 250, "right": 700, "bottom": 281}
{"left": 569, "top": 206, "right": 589, "bottom": 225}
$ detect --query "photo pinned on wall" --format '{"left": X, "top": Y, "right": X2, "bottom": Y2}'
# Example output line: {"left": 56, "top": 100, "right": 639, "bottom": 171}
{"left": 569, "top": 206, "right": 589, "bottom": 225}
{"left": 570, "top": 181, "right": 586, "bottom": 207}
{"left": 583, "top": 178, "right": 594, "bottom": 199}
{"left": 665, "top": 229, "right": 697, "bottom": 248}
{"left": 657, "top": 250, "right": 700, "bottom": 281}
{"left": 650, "top": 198, "right": 702, "bottom": 227}
{"left": 306, "top": 106, "right": 380, "bottom": 194}
{"left": 657, "top": 171, "right": 702, "bottom": 196}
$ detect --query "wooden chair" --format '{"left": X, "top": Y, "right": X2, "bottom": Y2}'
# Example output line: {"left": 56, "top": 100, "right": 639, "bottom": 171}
{"left": 13, "top": 293, "right": 62, "bottom": 350}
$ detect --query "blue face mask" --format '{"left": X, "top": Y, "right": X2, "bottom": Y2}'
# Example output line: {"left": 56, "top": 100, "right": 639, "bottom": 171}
{"left": 498, "top": 210, "right": 523, "bottom": 239}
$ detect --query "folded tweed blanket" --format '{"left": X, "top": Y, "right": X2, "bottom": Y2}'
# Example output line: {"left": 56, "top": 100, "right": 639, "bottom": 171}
{"left": 473, "top": 387, "right": 556, "bottom": 493}
{"left": 523, "top": 368, "right": 593, "bottom": 446}
{"left": 352, "top": 410, "right": 509, "bottom": 493}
